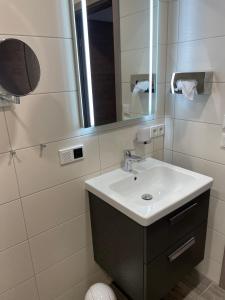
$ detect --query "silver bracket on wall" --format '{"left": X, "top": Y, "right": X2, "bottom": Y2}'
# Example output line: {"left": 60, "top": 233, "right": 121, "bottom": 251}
{"left": 0, "top": 94, "right": 20, "bottom": 108}
{"left": 170, "top": 72, "right": 213, "bottom": 95}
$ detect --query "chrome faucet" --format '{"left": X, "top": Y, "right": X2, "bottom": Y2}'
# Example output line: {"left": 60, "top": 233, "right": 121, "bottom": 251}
{"left": 122, "top": 149, "right": 143, "bottom": 172}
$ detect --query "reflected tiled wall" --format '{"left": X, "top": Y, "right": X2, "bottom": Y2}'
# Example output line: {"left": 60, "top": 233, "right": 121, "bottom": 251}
{"left": 165, "top": 0, "right": 225, "bottom": 284}
{"left": 120, "top": 0, "right": 167, "bottom": 118}
{"left": 0, "top": 1, "right": 164, "bottom": 300}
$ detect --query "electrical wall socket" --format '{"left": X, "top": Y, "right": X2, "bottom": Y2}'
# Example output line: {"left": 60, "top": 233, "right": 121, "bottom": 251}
{"left": 150, "top": 126, "right": 158, "bottom": 138}
{"left": 150, "top": 124, "right": 165, "bottom": 138}
{"left": 158, "top": 124, "right": 165, "bottom": 136}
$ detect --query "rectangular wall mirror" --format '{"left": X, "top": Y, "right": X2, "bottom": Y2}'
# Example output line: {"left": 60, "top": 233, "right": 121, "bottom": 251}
{"left": 71, "top": 0, "right": 160, "bottom": 128}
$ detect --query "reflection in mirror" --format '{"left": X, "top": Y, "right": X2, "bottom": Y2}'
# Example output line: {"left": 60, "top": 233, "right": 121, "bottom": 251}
{"left": 72, "top": 0, "right": 158, "bottom": 128}
{"left": 0, "top": 38, "right": 40, "bottom": 97}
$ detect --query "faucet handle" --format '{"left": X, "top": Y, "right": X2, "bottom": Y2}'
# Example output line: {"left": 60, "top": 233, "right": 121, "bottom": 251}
{"left": 123, "top": 149, "right": 135, "bottom": 157}
{"left": 123, "top": 149, "right": 134, "bottom": 160}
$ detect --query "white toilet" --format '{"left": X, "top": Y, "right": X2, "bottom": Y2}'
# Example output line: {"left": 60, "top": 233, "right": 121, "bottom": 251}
{"left": 85, "top": 283, "right": 117, "bottom": 300}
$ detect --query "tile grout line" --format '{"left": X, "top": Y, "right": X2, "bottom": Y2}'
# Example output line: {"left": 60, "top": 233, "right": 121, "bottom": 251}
{"left": 97, "top": 135, "right": 103, "bottom": 172}
{"left": 19, "top": 169, "right": 101, "bottom": 199}
{"left": 28, "top": 211, "right": 89, "bottom": 240}
{"left": 0, "top": 33, "right": 73, "bottom": 40}
{"left": 5, "top": 117, "right": 163, "bottom": 152}
{"left": 53, "top": 269, "right": 109, "bottom": 300}
{"left": 172, "top": 149, "right": 225, "bottom": 169}
{"left": 173, "top": 117, "right": 223, "bottom": 126}
{"left": 2, "top": 107, "right": 41, "bottom": 300}
{"left": 167, "top": 32, "right": 225, "bottom": 46}
{"left": 199, "top": 281, "right": 213, "bottom": 297}
{"left": 0, "top": 209, "right": 92, "bottom": 256}
{"left": 163, "top": 0, "right": 170, "bottom": 123}
{"left": 33, "top": 244, "right": 93, "bottom": 277}
{"left": 0, "top": 276, "right": 38, "bottom": 298}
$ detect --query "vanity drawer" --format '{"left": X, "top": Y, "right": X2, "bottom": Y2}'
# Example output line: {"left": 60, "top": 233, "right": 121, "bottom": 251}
{"left": 145, "top": 190, "right": 210, "bottom": 263}
{"left": 146, "top": 222, "right": 207, "bottom": 300}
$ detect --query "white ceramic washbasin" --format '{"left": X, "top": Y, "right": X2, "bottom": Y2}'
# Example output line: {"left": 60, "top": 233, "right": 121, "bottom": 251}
{"left": 85, "top": 158, "right": 213, "bottom": 226}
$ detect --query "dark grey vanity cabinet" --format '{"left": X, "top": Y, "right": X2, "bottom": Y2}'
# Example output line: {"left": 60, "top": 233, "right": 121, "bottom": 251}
{"left": 89, "top": 190, "right": 210, "bottom": 300}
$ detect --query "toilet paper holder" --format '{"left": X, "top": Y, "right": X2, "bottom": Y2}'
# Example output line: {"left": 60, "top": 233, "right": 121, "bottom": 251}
{"left": 170, "top": 72, "right": 213, "bottom": 95}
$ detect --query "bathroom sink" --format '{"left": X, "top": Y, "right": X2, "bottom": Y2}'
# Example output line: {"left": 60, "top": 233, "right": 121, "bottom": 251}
{"left": 85, "top": 158, "right": 213, "bottom": 226}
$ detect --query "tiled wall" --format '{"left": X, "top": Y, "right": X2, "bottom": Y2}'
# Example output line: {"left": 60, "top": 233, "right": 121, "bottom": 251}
{"left": 165, "top": 0, "right": 225, "bottom": 284}
{"left": 0, "top": 1, "right": 164, "bottom": 300}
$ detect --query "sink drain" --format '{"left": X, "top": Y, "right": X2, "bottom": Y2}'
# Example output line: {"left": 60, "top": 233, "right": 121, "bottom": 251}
{"left": 141, "top": 194, "right": 153, "bottom": 201}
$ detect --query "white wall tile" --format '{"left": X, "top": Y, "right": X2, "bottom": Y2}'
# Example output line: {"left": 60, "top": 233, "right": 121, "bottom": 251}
{"left": 179, "top": 0, "right": 225, "bottom": 42}
{"left": 172, "top": 151, "right": 225, "bottom": 202}
{"left": 119, "top": 0, "right": 148, "bottom": 17}
{"left": 0, "top": 110, "right": 10, "bottom": 154}
{"left": 164, "top": 117, "right": 173, "bottom": 150}
{"left": 153, "top": 136, "right": 164, "bottom": 152}
{"left": 99, "top": 126, "right": 137, "bottom": 169}
{"left": 0, "top": 35, "right": 76, "bottom": 94}
{"left": 205, "top": 228, "right": 225, "bottom": 264}
{"left": 164, "top": 149, "right": 173, "bottom": 163}
{"left": 197, "top": 257, "right": 221, "bottom": 284}
{"left": 177, "top": 37, "right": 225, "bottom": 83}
{"left": 0, "top": 242, "right": 34, "bottom": 294}
{"left": 208, "top": 197, "right": 225, "bottom": 236}
{"left": 0, "top": 0, "right": 72, "bottom": 38}
{"left": 166, "top": 44, "right": 177, "bottom": 82}
{"left": 0, "top": 278, "right": 38, "bottom": 300}
{"left": 0, "top": 200, "right": 26, "bottom": 251}
{"left": 120, "top": 11, "right": 148, "bottom": 51}
{"left": 36, "top": 247, "right": 100, "bottom": 300}
{"left": 30, "top": 214, "right": 91, "bottom": 273}
{"left": 155, "top": 83, "right": 166, "bottom": 117}
{"left": 167, "top": 0, "right": 179, "bottom": 44}
{"left": 165, "top": 84, "right": 175, "bottom": 118}
{"left": 0, "top": 153, "right": 19, "bottom": 205}
{"left": 157, "top": 2, "right": 168, "bottom": 45}
{"left": 14, "top": 135, "right": 100, "bottom": 196}
{"left": 22, "top": 174, "right": 97, "bottom": 237}
{"left": 5, "top": 92, "right": 80, "bottom": 149}
{"left": 174, "top": 83, "right": 225, "bottom": 125}
{"left": 152, "top": 150, "right": 164, "bottom": 161}
{"left": 173, "top": 120, "right": 225, "bottom": 165}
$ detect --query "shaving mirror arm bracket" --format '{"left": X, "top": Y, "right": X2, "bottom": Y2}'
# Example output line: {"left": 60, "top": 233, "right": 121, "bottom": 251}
{"left": 0, "top": 94, "right": 20, "bottom": 107}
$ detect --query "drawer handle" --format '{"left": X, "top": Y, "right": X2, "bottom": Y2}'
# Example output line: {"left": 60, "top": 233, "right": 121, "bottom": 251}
{"left": 169, "top": 203, "right": 198, "bottom": 226}
{"left": 168, "top": 237, "right": 196, "bottom": 263}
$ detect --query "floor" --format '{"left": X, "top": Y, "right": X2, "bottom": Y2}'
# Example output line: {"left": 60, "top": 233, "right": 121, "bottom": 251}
{"left": 112, "top": 270, "right": 225, "bottom": 300}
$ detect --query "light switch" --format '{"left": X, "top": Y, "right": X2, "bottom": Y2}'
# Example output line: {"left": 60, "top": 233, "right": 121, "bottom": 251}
{"left": 58, "top": 145, "right": 84, "bottom": 165}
